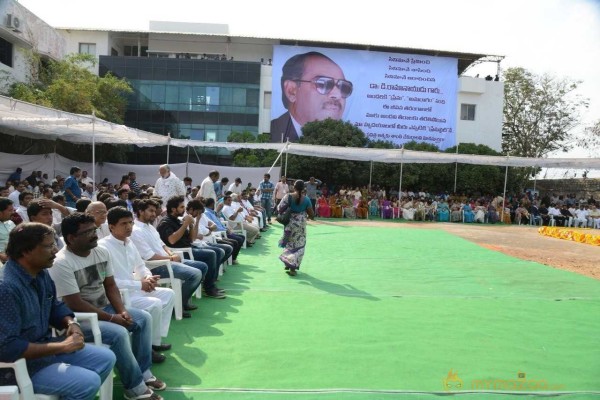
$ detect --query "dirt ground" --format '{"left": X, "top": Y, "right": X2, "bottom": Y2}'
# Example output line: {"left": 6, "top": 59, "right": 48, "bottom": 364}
{"left": 316, "top": 220, "right": 599, "bottom": 280}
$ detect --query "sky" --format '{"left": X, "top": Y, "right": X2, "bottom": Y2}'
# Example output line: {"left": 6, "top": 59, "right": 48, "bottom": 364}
{"left": 17, "top": 0, "right": 600, "bottom": 176}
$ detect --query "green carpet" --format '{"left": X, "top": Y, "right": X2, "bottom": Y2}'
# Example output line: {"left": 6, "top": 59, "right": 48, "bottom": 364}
{"left": 119, "top": 223, "right": 600, "bottom": 399}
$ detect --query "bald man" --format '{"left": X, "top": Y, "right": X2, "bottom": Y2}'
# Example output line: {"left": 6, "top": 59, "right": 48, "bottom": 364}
{"left": 86, "top": 201, "right": 110, "bottom": 239}
{"left": 154, "top": 165, "right": 186, "bottom": 202}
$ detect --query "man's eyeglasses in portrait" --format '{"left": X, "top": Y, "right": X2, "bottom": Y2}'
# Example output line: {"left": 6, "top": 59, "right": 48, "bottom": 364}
{"left": 294, "top": 76, "right": 353, "bottom": 98}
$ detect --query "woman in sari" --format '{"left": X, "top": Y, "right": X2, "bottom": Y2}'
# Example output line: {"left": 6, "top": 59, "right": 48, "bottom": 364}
{"left": 355, "top": 198, "right": 369, "bottom": 219}
{"left": 316, "top": 195, "right": 331, "bottom": 218}
{"left": 329, "top": 194, "right": 343, "bottom": 218}
{"left": 368, "top": 197, "right": 379, "bottom": 216}
{"left": 462, "top": 203, "right": 475, "bottom": 223}
{"left": 278, "top": 180, "right": 314, "bottom": 276}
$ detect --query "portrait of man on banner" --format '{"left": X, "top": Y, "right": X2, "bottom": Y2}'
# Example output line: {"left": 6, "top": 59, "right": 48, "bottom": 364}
{"left": 270, "top": 51, "right": 353, "bottom": 143}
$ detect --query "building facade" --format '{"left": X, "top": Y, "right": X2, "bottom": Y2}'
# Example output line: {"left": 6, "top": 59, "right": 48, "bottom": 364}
{"left": 0, "top": 0, "right": 504, "bottom": 161}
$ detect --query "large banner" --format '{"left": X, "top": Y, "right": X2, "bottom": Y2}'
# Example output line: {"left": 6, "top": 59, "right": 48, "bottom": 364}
{"left": 270, "top": 45, "right": 458, "bottom": 149}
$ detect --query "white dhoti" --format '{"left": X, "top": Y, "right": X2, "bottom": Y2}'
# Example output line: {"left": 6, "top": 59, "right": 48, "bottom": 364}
{"left": 130, "top": 287, "right": 175, "bottom": 346}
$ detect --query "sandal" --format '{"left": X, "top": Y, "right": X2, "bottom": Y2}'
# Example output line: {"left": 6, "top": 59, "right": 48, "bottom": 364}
{"left": 124, "top": 389, "right": 163, "bottom": 400}
{"left": 145, "top": 376, "right": 167, "bottom": 391}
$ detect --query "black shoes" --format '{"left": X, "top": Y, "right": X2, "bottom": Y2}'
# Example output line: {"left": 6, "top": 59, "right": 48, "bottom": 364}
{"left": 152, "top": 350, "right": 166, "bottom": 363}
{"left": 152, "top": 343, "right": 172, "bottom": 351}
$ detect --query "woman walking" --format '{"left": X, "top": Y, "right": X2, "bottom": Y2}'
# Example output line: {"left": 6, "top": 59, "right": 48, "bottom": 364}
{"left": 278, "top": 180, "right": 314, "bottom": 276}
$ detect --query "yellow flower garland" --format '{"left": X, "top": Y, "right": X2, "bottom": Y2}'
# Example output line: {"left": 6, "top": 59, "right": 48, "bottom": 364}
{"left": 538, "top": 226, "right": 600, "bottom": 246}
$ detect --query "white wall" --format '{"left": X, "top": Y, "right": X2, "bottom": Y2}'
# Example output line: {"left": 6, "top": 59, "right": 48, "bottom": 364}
{"left": 259, "top": 64, "right": 273, "bottom": 135}
{"left": 0, "top": 0, "right": 65, "bottom": 88}
{"left": 456, "top": 77, "right": 504, "bottom": 151}
{"left": 58, "top": 30, "right": 110, "bottom": 74}
{"left": 55, "top": 28, "right": 504, "bottom": 150}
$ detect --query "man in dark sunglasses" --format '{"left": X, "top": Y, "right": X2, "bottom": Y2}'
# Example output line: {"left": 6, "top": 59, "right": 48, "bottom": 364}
{"left": 271, "top": 51, "right": 352, "bottom": 142}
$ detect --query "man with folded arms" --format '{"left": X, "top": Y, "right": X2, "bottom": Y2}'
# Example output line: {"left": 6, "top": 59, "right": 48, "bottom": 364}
{"left": 222, "top": 194, "right": 260, "bottom": 246}
{"left": 99, "top": 207, "right": 175, "bottom": 364}
{"left": 49, "top": 213, "right": 166, "bottom": 400}
{"left": 157, "top": 196, "right": 225, "bottom": 299}
{"left": 0, "top": 222, "right": 116, "bottom": 399}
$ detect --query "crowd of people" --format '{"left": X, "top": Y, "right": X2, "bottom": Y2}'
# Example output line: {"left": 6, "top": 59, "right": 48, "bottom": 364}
{"left": 1, "top": 166, "right": 597, "bottom": 399}
{"left": 0, "top": 165, "right": 296, "bottom": 400}
{"left": 312, "top": 184, "right": 600, "bottom": 228}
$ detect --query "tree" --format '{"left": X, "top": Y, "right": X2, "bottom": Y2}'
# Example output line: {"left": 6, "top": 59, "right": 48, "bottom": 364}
{"left": 7, "top": 53, "right": 133, "bottom": 124}
{"left": 285, "top": 119, "right": 371, "bottom": 186}
{"left": 3, "top": 53, "right": 134, "bottom": 163}
{"left": 229, "top": 132, "right": 278, "bottom": 167}
{"left": 502, "top": 67, "right": 589, "bottom": 158}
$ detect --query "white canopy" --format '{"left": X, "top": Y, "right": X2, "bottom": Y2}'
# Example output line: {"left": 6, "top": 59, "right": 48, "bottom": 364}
{"left": 1, "top": 95, "right": 599, "bottom": 169}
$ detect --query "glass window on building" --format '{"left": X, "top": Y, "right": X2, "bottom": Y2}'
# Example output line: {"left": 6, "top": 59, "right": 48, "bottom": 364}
{"left": 206, "top": 87, "right": 220, "bottom": 111}
{"left": 0, "top": 37, "right": 13, "bottom": 67}
{"left": 460, "top": 104, "right": 476, "bottom": 121}
{"left": 206, "top": 132, "right": 217, "bottom": 142}
{"left": 79, "top": 43, "right": 96, "bottom": 55}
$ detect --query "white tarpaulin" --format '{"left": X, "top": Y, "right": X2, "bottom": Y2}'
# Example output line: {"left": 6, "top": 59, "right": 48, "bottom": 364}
{"left": 0, "top": 151, "right": 279, "bottom": 189}
{"left": 1, "top": 95, "right": 598, "bottom": 169}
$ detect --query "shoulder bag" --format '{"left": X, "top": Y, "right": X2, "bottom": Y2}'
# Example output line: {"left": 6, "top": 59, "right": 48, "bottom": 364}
{"left": 276, "top": 194, "right": 293, "bottom": 225}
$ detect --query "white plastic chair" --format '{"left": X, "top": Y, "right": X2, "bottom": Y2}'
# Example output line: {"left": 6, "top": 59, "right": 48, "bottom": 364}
{"left": 167, "top": 247, "right": 204, "bottom": 299}
{"left": 144, "top": 260, "right": 183, "bottom": 320}
{"left": 225, "top": 220, "right": 247, "bottom": 249}
{"left": 0, "top": 313, "right": 112, "bottom": 400}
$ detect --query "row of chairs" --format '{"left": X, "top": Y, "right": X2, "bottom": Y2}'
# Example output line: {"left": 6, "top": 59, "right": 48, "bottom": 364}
{"left": 0, "top": 231, "right": 236, "bottom": 399}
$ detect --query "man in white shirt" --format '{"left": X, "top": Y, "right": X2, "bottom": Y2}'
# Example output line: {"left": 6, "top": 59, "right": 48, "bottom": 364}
{"left": 50, "top": 213, "right": 167, "bottom": 399}
{"left": 274, "top": 176, "right": 289, "bottom": 210}
{"left": 198, "top": 170, "right": 219, "bottom": 202}
{"left": 573, "top": 205, "right": 589, "bottom": 228}
{"left": 79, "top": 170, "right": 94, "bottom": 187}
{"left": 8, "top": 182, "right": 25, "bottom": 208}
{"left": 240, "top": 191, "right": 266, "bottom": 230}
{"left": 228, "top": 177, "right": 243, "bottom": 196}
{"left": 15, "top": 191, "right": 34, "bottom": 223}
{"left": 221, "top": 194, "right": 260, "bottom": 245}
{"left": 548, "top": 203, "right": 566, "bottom": 226}
{"left": 0, "top": 197, "right": 16, "bottom": 264}
{"left": 99, "top": 207, "right": 175, "bottom": 363}
{"left": 154, "top": 165, "right": 186, "bottom": 202}
{"left": 86, "top": 201, "right": 111, "bottom": 239}
{"left": 130, "top": 199, "right": 205, "bottom": 318}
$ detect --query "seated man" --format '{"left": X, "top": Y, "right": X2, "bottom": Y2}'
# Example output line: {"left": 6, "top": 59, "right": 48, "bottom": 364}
{"left": 186, "top": 199, "right": 234, "bottom": 264}
{"left": 15, "top": 191, "right": 35, "bottom": 223}
{"left": 203, "top": 197, "right": 245, "bottom": 260}
{"left": 131, "top": 198, "right": 205, "bottom": 317}
{"left": 222, "top": 194, "right": 260, "bottom": 245}
{"left": 86, "top": 201, "right": 110, "bottom": 239}
{"left": 0, "top": 197, "right": 16, "bottom": 264}
{"left": 157, "top": 196, "right": 225, "bottom": 299}
{"left": 99, "top": 207, "right": 175, "bottom": 364}
{"left": 49, "top": 213, "right": 167, "bottom": 400}
{"left": 0, "top": 222, "right": 116, "bottom": 399}
{"left": 548, "top": 203, "right": 566, "bottom": 226}
{"left": 27, "top": 199, "right": 68, "bottom": 250}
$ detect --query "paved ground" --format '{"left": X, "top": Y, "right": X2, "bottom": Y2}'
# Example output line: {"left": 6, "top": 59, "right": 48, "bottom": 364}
{"left": 311, "top": 219, "right": 599, "bottom": 280}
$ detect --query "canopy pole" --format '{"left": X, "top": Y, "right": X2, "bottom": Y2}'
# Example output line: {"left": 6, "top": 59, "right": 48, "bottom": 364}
{"left": 453, "top": 143, "right": 459, "bottom": 194}
{"left": 369, "top": 160, "right": 373, "bottom": 191}
{"left": 185, "top": 145, "right": 190, "bottom": 177}
{"left": 53, "top": 142, "right": 57, "bottom": 178}
{"left": 284, "top": 149, "right": 288, "bottom": 177}
{"left": 268, "top": 141, "right": 289, "bottom": 175}
{"left": 398, "top": 146, "right": 404, "bottom": 199}
{"left": 501, "top": 156, "right": 509, "bottom": 223}
{"left": 92, "top": 111, "right": 96, "bottom": 191}
{"left": 166, "top": 132, "right": 171, "bottom": 165}
{"left": 532, "top": 166, "right": 537, "bottom": 192}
